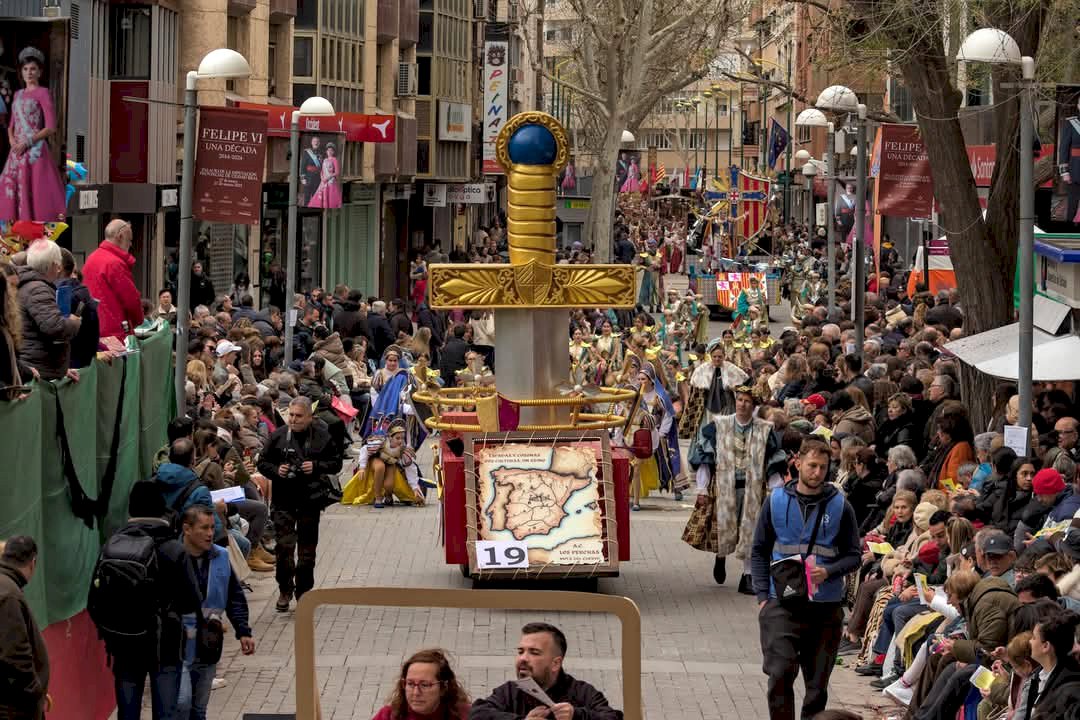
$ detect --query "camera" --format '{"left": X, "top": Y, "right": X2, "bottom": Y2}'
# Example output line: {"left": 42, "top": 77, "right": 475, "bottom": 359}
{"left": 282, "top": 447, "right": 303, "bottom": 479}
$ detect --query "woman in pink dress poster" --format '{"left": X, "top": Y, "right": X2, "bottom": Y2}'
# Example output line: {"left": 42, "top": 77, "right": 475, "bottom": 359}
{"left": 620, "top": 156, "right": 642, "bottom": 193}
{"left": 308, "top": 142, "right": 342, "bottom": 209}
{"left": 0, "top": 47, "right": 66, "bottom": 222}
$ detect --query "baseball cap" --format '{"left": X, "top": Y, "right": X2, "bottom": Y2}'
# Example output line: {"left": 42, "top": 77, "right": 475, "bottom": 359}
{"left": 215, "top": 339, "right": 242, "bottom": 357}
{"left": 983, "top": 535, "right": 1013, "bottom": 556}
{"left": 803, "top": 394, "right": 827, "bottom": 410}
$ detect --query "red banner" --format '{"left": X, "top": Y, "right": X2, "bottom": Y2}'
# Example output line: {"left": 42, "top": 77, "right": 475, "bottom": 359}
{"left": 193, "top": 107, "right": 267, "bottom": 225}
{"left": 876, "top": 124, "right": 933, "bottom": 218}
{"left": 967, "top": 144, "right": 1055, "bottom": 188}
{"left": 236, "top": 102, "right": 396, "bottom": 143}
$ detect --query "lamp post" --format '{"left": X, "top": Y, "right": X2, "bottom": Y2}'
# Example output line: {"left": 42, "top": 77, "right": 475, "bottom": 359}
{"left": 711, "top": 83, "right": 723, "bottom": 177}
{"left": 175, "top": 49, "right": 252, "bottom": 413}
{"left": 958, "top": 28, "right": 1036, "bottom": 432}
{"left": 691, "top": 97, "right": 702, "bottom": 179}
{"left": 814, "top": 85, "right": 864, "bottom": 365}
{"left": 795, "top": 149, "right": 812, "bottom": 226}
{"left": 702, "top": 89, "right": 712, "bottom": 183}
{"left": 283, "top": 96, "right": 336, "bottom": 366}
{"left": 796, "top": 107, "right": 837, "bottom": 315}
{"left": 801, "top": 162, "right": 818, "bottom": 229}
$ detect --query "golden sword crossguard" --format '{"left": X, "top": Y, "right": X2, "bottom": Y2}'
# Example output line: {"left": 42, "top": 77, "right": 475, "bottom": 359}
{"left": 427, "top": 111, "right": 635, "bottom": 309}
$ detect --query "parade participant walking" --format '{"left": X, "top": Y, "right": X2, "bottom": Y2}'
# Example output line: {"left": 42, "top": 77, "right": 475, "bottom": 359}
{"left": 678, "top": 338, "right": 748, "bottom": 439}
{"left": 257, "top": 396, "right": 342, "bottom": 612}
{"left": 750, "top": 437, "right": 862, "bottom": 720}
{"left": 690, "top": 385, "right": 780, "bottom": 592}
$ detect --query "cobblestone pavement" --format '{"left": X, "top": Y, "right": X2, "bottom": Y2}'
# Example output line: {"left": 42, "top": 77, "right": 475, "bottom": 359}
{"left": 207, "top": 451, "right": 895, "bottom": 720}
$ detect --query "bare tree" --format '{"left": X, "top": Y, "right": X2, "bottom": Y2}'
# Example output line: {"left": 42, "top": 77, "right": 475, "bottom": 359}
{"left": 761, "top": 0, "right": 1077, "bottom": 426}
{"left": 523, "top": 0, "right": 746, "bottom": 259}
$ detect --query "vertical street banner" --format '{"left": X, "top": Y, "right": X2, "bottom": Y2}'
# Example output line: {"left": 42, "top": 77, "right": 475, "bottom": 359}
{"left": 482, "top": 41, "right": 509, "bottom": 175}
{"left": 876, "top": 123, "right": 933, "bottom": 219}
{"left": 193, "top": 107, "right": 267, "bottom": 224}
{"left": 296, "top": 131, "right": 345, "bottom": 209}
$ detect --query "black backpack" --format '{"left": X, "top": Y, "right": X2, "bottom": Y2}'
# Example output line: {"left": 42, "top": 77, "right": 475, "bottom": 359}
{"left": 87, "top": 523, "right": 162, "bottom": 653}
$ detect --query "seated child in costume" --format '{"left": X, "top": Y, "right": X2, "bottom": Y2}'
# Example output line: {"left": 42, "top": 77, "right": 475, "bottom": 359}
{"left": 342, "top": 419, "right": 425, "bottom": 508}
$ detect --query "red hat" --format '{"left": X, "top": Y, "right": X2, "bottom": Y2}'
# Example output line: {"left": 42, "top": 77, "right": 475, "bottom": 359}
{"left": 1033, "top": 468, "right": 1066, "bottom": 496}
{"left": 803, "top": 394, "right": 827, "bottom": 410}
{"left": 917, "top": 542, "right": 940, "bottom": 567}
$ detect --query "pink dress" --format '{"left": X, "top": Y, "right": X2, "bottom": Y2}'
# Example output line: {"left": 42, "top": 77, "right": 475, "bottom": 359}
{"left": 308, "top": 156, "right": 342, "bottom": 208}
{"left": 0, "top": 86, "right": 66, "bottom": 222}
{"left": 620, "top": 161, "right": 642, "bottom": 193}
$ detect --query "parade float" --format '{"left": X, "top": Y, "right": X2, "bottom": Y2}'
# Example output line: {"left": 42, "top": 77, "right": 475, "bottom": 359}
{"left": 414, "top": 112, "right": 636, "bottom": 583}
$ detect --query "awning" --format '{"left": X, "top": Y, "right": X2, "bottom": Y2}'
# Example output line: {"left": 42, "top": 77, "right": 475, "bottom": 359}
{"left": 943, "top": 296, "right": 1077, "bottom": 381}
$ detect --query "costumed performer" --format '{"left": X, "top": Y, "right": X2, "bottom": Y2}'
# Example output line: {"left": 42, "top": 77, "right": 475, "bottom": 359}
{"left": 678, "top": 338, "right": 748, "bottom": 440}
{"left": 366, "top": 345, "right": 426, "bottom": 449}
{"left": 341, "top": 418, "right": 425, "bottom": 508}
{"left": 686, "top": 385, "right": 784, "bottom": 593}
{"left": 637, "top": 239, "right": 663, "bottom": 312}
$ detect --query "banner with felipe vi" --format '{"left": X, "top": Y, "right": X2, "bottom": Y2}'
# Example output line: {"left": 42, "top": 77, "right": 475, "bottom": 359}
{"left": 193, "top": 107, "right": 268, "bottom": 225}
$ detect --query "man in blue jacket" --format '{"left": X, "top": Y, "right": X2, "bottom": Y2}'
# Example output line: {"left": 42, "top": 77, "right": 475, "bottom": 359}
{"left": 156, "top": 438, "right": 224, "bottom": 540}
{"left": 179, "top": 506, "right": 254, "bottom": 720}
{"left": 750, "top": 436, "right": 862, "bottom": 720}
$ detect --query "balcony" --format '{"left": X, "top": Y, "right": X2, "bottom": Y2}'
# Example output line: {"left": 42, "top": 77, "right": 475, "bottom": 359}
{"left": 399, "top": 0, "right": 418, "bottom": 46}
{"left": 227, "top": 0, "right": 256, "bottom": 15}
{"left": 377, "top": 0, "right": 399, "bottom": 42}
{"left": 269, "top": 0, "right": 296, "bottom": 22}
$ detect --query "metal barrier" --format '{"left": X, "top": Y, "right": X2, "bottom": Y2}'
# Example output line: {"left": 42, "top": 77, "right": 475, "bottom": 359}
{"left": 294, "top": 588, "right": 643, "bottom": 720}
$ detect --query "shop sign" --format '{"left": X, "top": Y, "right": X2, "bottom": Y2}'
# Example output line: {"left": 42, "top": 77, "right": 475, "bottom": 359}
{"left": 423, "top": 184, "right": 447, "bottom": 207}
{"left": 445, "top": 183, "right": 494, "bottom": 204}
{"left": 482, "top": 41, "right": 509, "bottom": 174}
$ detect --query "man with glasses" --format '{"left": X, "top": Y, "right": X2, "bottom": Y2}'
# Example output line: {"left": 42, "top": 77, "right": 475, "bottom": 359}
{"left": 1055, "top": 417, "right": 1079, "bottom": 461}
{"left": 83, "top": 218, "right": 143, "bottom": 340}
{"left": 471, "top": 622, "right": 622, "bottom": 720}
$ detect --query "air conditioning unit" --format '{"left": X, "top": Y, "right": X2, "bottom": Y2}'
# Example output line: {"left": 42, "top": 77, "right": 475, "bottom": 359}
{"left": 397, "top": 62, "right": 418, "bottom": 97}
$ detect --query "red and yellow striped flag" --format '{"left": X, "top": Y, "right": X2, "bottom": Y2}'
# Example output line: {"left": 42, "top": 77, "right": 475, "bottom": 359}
{"left": 653, "top": 162, "right": 667, "bottom": 184}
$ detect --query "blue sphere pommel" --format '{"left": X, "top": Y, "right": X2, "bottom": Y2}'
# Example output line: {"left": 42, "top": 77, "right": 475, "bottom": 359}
{"left": 507, "top": 123, "right": 558, "bottom": 166}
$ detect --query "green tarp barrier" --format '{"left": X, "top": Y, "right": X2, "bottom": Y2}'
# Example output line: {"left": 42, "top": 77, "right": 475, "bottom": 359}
{"left": 0, "top": 328, "right": 174, "bottom": 626}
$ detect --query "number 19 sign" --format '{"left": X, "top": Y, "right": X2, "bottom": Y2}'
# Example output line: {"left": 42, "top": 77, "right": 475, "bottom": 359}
{"left": 475, "top": 540, "right": 530, "bottom": 570}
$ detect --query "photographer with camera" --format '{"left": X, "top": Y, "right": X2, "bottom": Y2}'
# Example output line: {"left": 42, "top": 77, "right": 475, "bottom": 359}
{"left": 257, "top": 396, "right": 342, "bottom": 612}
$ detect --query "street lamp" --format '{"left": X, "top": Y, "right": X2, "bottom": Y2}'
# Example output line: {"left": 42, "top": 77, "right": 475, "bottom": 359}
{"left": 702, "top": 89, "right": 712, "bottom": 183}
{"left": 958, "top": 28, "right": 1036, "bottom": 433}
{"left": 802, "top": 161, "right": 818, "bottom": 230}
{"left": 795, "top": 106, "right": 837, "bottom": 316}
{"left": 283, "top": 96, "right": 337, "bottom": 366}
{"left": 711, "top": 83, "right": 723, "bottom": 177}
{"left": 816, "top": 85, "right": 866, "bottom": 366}
{"left": 175, "top": 48, "right": 252, "bottom": 412}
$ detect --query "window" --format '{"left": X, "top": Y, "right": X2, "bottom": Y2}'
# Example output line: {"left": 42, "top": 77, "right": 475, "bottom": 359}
{"left": 645, "top": 132, "right": 671, "bottom": 150}
{"left": 294, "top": 36, "right": 314, "bottom": 77}
{"left": 418, "top": 56, "right": 432, "bottom": 95}
{"left": 687, "top": 131, "right": 705, "bottom": 150}
{"left": 268, "top": 41, "right": 278, "bottom": 95}
{"left": 418, "top": 13, "right": 433, "bottom": 52}
{"left": 417, "top": 139, "right": 431, "bottom": 174}
{"left": 109, "top": 6, "right": 151, "bottom": 79}
{"left": 889, "top": 77, "right": 914, "bottom": 121}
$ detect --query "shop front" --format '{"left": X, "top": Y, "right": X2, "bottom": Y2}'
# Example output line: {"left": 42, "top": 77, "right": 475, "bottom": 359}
{"left": 325, "top": 183, "right": 380, "bottom": 296}
{"left": 260, "top": 183, "right": 324, "bottom": 310}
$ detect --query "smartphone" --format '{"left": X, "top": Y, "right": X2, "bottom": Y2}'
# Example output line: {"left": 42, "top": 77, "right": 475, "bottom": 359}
{"left": 56, "top": 284, "right": 72, "bottom": 316}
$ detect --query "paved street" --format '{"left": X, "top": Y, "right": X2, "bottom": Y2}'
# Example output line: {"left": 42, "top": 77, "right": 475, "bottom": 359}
{"left": 204, "top": 275, "right": 893, "bottom": 719}
{"left": 206, "top": 453, "right": 894, "bottom": 720}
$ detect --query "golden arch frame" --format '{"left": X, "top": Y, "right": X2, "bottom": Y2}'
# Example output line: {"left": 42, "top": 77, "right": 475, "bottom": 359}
{"left": 294, "top": 587, "right": 643, "bottom": 720}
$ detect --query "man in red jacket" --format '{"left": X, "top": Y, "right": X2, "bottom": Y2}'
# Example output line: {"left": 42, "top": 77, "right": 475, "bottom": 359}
{"left": 82, "top": 219, "right": 143, "bottom": 340}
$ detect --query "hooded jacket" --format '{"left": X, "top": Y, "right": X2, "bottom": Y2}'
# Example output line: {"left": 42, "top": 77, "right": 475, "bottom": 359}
{"left": 0, "top": 561, "right": 48, "bottom": 719}
{"left": 155, "top": 463, "right": 224, "bottom": 537}
{"left": 833, "top": 405, "right": 875, "bottom": 445}
{"left": 331, "top": 300, "right": 369, "bottom": 341}
{"left": 950, "top": 576, "right": 1019, "bottom": 665}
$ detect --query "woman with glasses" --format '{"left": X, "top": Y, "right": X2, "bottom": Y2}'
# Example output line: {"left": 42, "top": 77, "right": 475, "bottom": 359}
{"left": 372, "top": 649, "right": 470, "bottom": 720}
